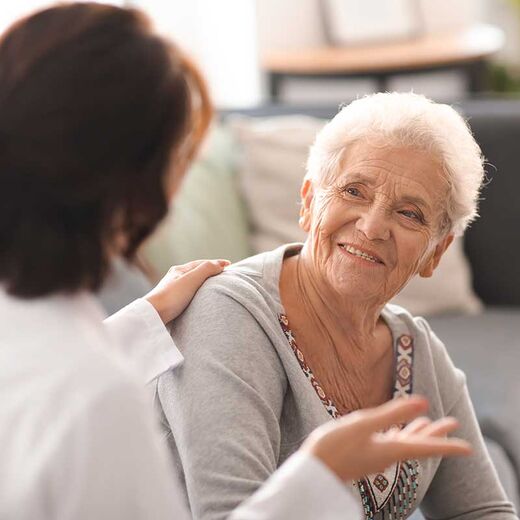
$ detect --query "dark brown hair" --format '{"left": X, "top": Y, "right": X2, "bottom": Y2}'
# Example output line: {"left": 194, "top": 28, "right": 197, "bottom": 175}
{"left": 0, "top": 2, "right": 212, "bottom": 297}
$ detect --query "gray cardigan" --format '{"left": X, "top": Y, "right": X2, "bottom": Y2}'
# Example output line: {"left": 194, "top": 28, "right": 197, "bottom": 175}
{"left": 157, "top": 244, "right": 517, "bottom": 520}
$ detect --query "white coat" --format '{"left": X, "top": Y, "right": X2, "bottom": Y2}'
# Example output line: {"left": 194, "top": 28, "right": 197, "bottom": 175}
{"left": 0, "top": 289, "right": 361, "bottom": 519}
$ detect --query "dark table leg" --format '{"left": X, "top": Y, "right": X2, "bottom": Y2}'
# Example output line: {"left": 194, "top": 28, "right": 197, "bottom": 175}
{"left": 467, "top": 59, "right": 489, "bottom": 93}
{"left": 375, "top": 74, "right": 390, "bottom": 93}
{"left": 267, "top": 64, "right": 484, "bottom": 101}
{"left": 268, "top": 72, "right": 283, "bottom": 102}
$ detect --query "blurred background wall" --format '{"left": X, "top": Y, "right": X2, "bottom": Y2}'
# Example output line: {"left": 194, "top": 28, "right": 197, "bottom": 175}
{"left": 1, "top": 1, "right": 519, "bottom": 107}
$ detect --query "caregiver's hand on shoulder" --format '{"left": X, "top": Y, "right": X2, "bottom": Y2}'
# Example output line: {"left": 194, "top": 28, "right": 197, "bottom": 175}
{"left": 145, "top": 259, "right": 230, "bottom": 324}
{"left": 302, "top": 396, "right": 472, "bottom": 482}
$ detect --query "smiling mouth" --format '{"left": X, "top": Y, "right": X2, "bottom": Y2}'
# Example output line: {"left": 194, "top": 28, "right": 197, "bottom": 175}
{"left": 338, "top": 243, "right": 385, "bottom": 265}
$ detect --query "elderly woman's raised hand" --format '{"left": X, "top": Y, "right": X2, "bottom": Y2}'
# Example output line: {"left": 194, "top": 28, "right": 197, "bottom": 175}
{"left": 302, "top": 396, "right": 472, "bottom": 483}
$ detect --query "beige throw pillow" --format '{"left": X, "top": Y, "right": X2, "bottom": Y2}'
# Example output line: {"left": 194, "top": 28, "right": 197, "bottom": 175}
{"left": 229, "top": 115, "right": 482, "bottom": 316}
{"left": 142, "top": 124, "right": 251, "bottom": 276}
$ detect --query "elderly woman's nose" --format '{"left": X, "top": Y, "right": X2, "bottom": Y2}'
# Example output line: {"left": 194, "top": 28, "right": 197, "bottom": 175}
{"left": 355, "top": 208, "right": 391, "bottom": 241}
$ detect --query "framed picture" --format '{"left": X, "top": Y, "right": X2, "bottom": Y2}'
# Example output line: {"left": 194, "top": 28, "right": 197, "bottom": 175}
{"left": 321, "top": 0, "right": 423, "bottom": 46}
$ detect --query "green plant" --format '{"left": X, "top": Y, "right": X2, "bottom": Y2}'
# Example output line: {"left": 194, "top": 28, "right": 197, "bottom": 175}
{"left": 489, "top": 63, "right": 520, "bottom": 92}
{"left": 488, "top": 0, "right": 520, "bottom": 92}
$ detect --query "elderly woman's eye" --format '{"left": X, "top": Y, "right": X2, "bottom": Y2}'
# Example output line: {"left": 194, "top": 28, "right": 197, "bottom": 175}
{"left": 400, "top": 209, "right": 421, "bottom": 221}
{"left": 345, "top": 187, "right": 361, "bottom": 197}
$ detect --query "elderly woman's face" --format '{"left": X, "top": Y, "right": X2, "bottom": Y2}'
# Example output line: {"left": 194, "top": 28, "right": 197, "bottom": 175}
{"left": 300, "top": 140, "right": 453, "bottom": 302}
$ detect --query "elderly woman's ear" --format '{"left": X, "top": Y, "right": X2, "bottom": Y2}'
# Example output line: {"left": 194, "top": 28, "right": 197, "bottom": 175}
{"left": 419, "top": 233, "right": 455, "bottom": 278}
{"left": 299, "top": 178, "right": 314, "bottom": 232}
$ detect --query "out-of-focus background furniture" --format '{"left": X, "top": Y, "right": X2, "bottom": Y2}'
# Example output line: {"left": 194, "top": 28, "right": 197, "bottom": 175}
{"left": 264, "top": 24, "right": 504, "bottom": 100}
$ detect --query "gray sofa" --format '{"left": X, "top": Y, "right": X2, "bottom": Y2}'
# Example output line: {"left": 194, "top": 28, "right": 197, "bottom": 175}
{"left": 99, "top": 98, "right": 520, "bottom": 516}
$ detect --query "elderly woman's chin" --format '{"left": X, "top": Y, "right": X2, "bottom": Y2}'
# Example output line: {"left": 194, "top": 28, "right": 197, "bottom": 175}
{"left": 328, "top": 249, "right": 394, "bottom": 302}
{"left": 318, "top": 244, "right": 392, "bottom": 303}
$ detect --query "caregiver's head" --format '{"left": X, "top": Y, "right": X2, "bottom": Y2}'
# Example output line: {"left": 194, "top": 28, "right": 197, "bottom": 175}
{"left": 299, "top": 92, "right": 484, "bottom": 304}
{"left": 0, "top": 2, "right": 211, "bottom": 298}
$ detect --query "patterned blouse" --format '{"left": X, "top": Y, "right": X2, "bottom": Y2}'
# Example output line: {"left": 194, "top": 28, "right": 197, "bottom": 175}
{"left": 279, "top": 313, "right": 420, "bottom": 520}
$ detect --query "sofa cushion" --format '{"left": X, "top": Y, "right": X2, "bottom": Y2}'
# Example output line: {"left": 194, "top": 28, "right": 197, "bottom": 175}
{"left": 428, "top": 307, "right": 520, "bottom": 502}
{"left": 97, "top": 258, "right": 152, "bottom": 315}
{"left": 142, "top": 124, "right": 251, "bottom": 276}
{"left": 229, "top": 114, "right": 482, "bottom": 316}
{"left": 409, "top": 435, "right": 519, "bottom": 519}
{"left": 485, "top": 437, "right": 520, "bottom": 512}
{"left": 452, "top": 100, "right": 520, "bottom": 306}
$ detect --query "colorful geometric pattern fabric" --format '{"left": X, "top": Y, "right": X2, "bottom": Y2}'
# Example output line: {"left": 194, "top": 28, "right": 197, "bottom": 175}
{"left": 359, "top": 459, "right": 420, "bottom": 519}
{"left": 394, "top": 334, "right": 414, "bottom": 398}
{"left": 363, "top": 462, "right": 400, "bottom": 511}
{"left": 278, "top": 314, "right": 420, "bottom": 520}
{"left": 279, "top": 314, "right": 340, "bottom": 419}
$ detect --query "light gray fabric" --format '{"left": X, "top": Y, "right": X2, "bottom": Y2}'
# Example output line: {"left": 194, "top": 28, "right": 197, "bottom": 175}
{"left": 485, "top": 438, "right": 520, "bottom": 513}
{"left": 427, "top": 310, "right": 520, "bottom": 510}
{"left": 411, "top": 436, "right": 520, "bottom": 520}
{"left": 157, "top": 243, "right": 517, "bottom": 520}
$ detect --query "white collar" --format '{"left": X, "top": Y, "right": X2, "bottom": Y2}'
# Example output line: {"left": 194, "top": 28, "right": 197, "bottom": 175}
{"left": 0, "top": 287, "right": 107, "bottom": 339}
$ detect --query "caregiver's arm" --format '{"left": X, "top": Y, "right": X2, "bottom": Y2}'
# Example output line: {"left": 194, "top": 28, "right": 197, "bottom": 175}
{"left": 51, "top": 376, "right": 191, "bottom": 520}
{"left": 103, "top": 260, "right": 228, "bottom": 383}
{"left": 231, "top": 398, "right": 472, "bottom": 520}
{"left": 230, "top": 452, "right": 363, "bottom": 520}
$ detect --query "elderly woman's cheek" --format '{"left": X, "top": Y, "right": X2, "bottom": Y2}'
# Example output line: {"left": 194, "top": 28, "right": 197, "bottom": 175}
{"left": 384, "top": 226, "right": 431, "bottom": 293}
{"left": 395, "top": 258, "right": 423, "bottom": 291}
{"left": 311, "top": 193, "right": 344, "bottom": 240}
{"left": 307, "top": 196, "right": 339, "bottom": 267}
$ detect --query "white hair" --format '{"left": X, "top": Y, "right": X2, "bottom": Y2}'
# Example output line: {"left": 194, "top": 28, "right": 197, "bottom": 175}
{"left": 306, "top": 92, "right": 485, "bottom": 236}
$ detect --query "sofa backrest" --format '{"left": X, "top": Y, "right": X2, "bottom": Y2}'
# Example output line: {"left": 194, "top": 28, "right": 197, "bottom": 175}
{"left": 456, "top": 100, "right": 520, "bottom": 306}
{"left": 224, "top": 99, "right": 520, "bottom": 306}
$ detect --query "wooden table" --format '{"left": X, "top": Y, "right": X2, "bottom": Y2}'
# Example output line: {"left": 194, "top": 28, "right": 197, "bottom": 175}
{"left": 262, "top": 24, "right": 504, "bottom": 101}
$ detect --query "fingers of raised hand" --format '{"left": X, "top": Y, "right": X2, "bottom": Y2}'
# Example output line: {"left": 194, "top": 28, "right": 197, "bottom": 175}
{"left": 414, "top": 417, "right": 460, "bottom": 439}
{"left": 401, "top": 416, "right": 432, "bottom": 435}
{"left": 388, "top": 436, "right": 473, "bottom": 460}
{"left": 358, "top": 396, "right": 429, "bottom": 435}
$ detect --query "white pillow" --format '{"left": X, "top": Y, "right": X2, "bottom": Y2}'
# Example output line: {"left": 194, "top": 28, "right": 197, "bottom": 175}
{"left": 229, "top": 115, "right": 482, "bottom": 316}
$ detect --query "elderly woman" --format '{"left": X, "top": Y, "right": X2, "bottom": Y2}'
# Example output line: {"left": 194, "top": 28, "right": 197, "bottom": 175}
{"left": 157, "top": 93, "right": 516, "bottom": 520}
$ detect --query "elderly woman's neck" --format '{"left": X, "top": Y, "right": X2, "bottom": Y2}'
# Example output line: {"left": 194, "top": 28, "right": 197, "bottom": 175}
{"left": 280, "top": 251, "right": 386, "bottom": 351}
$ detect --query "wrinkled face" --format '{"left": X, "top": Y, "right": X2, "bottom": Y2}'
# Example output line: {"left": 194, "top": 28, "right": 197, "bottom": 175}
{"left": 300, "top": 140, "right": 454, "bottom": 303}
